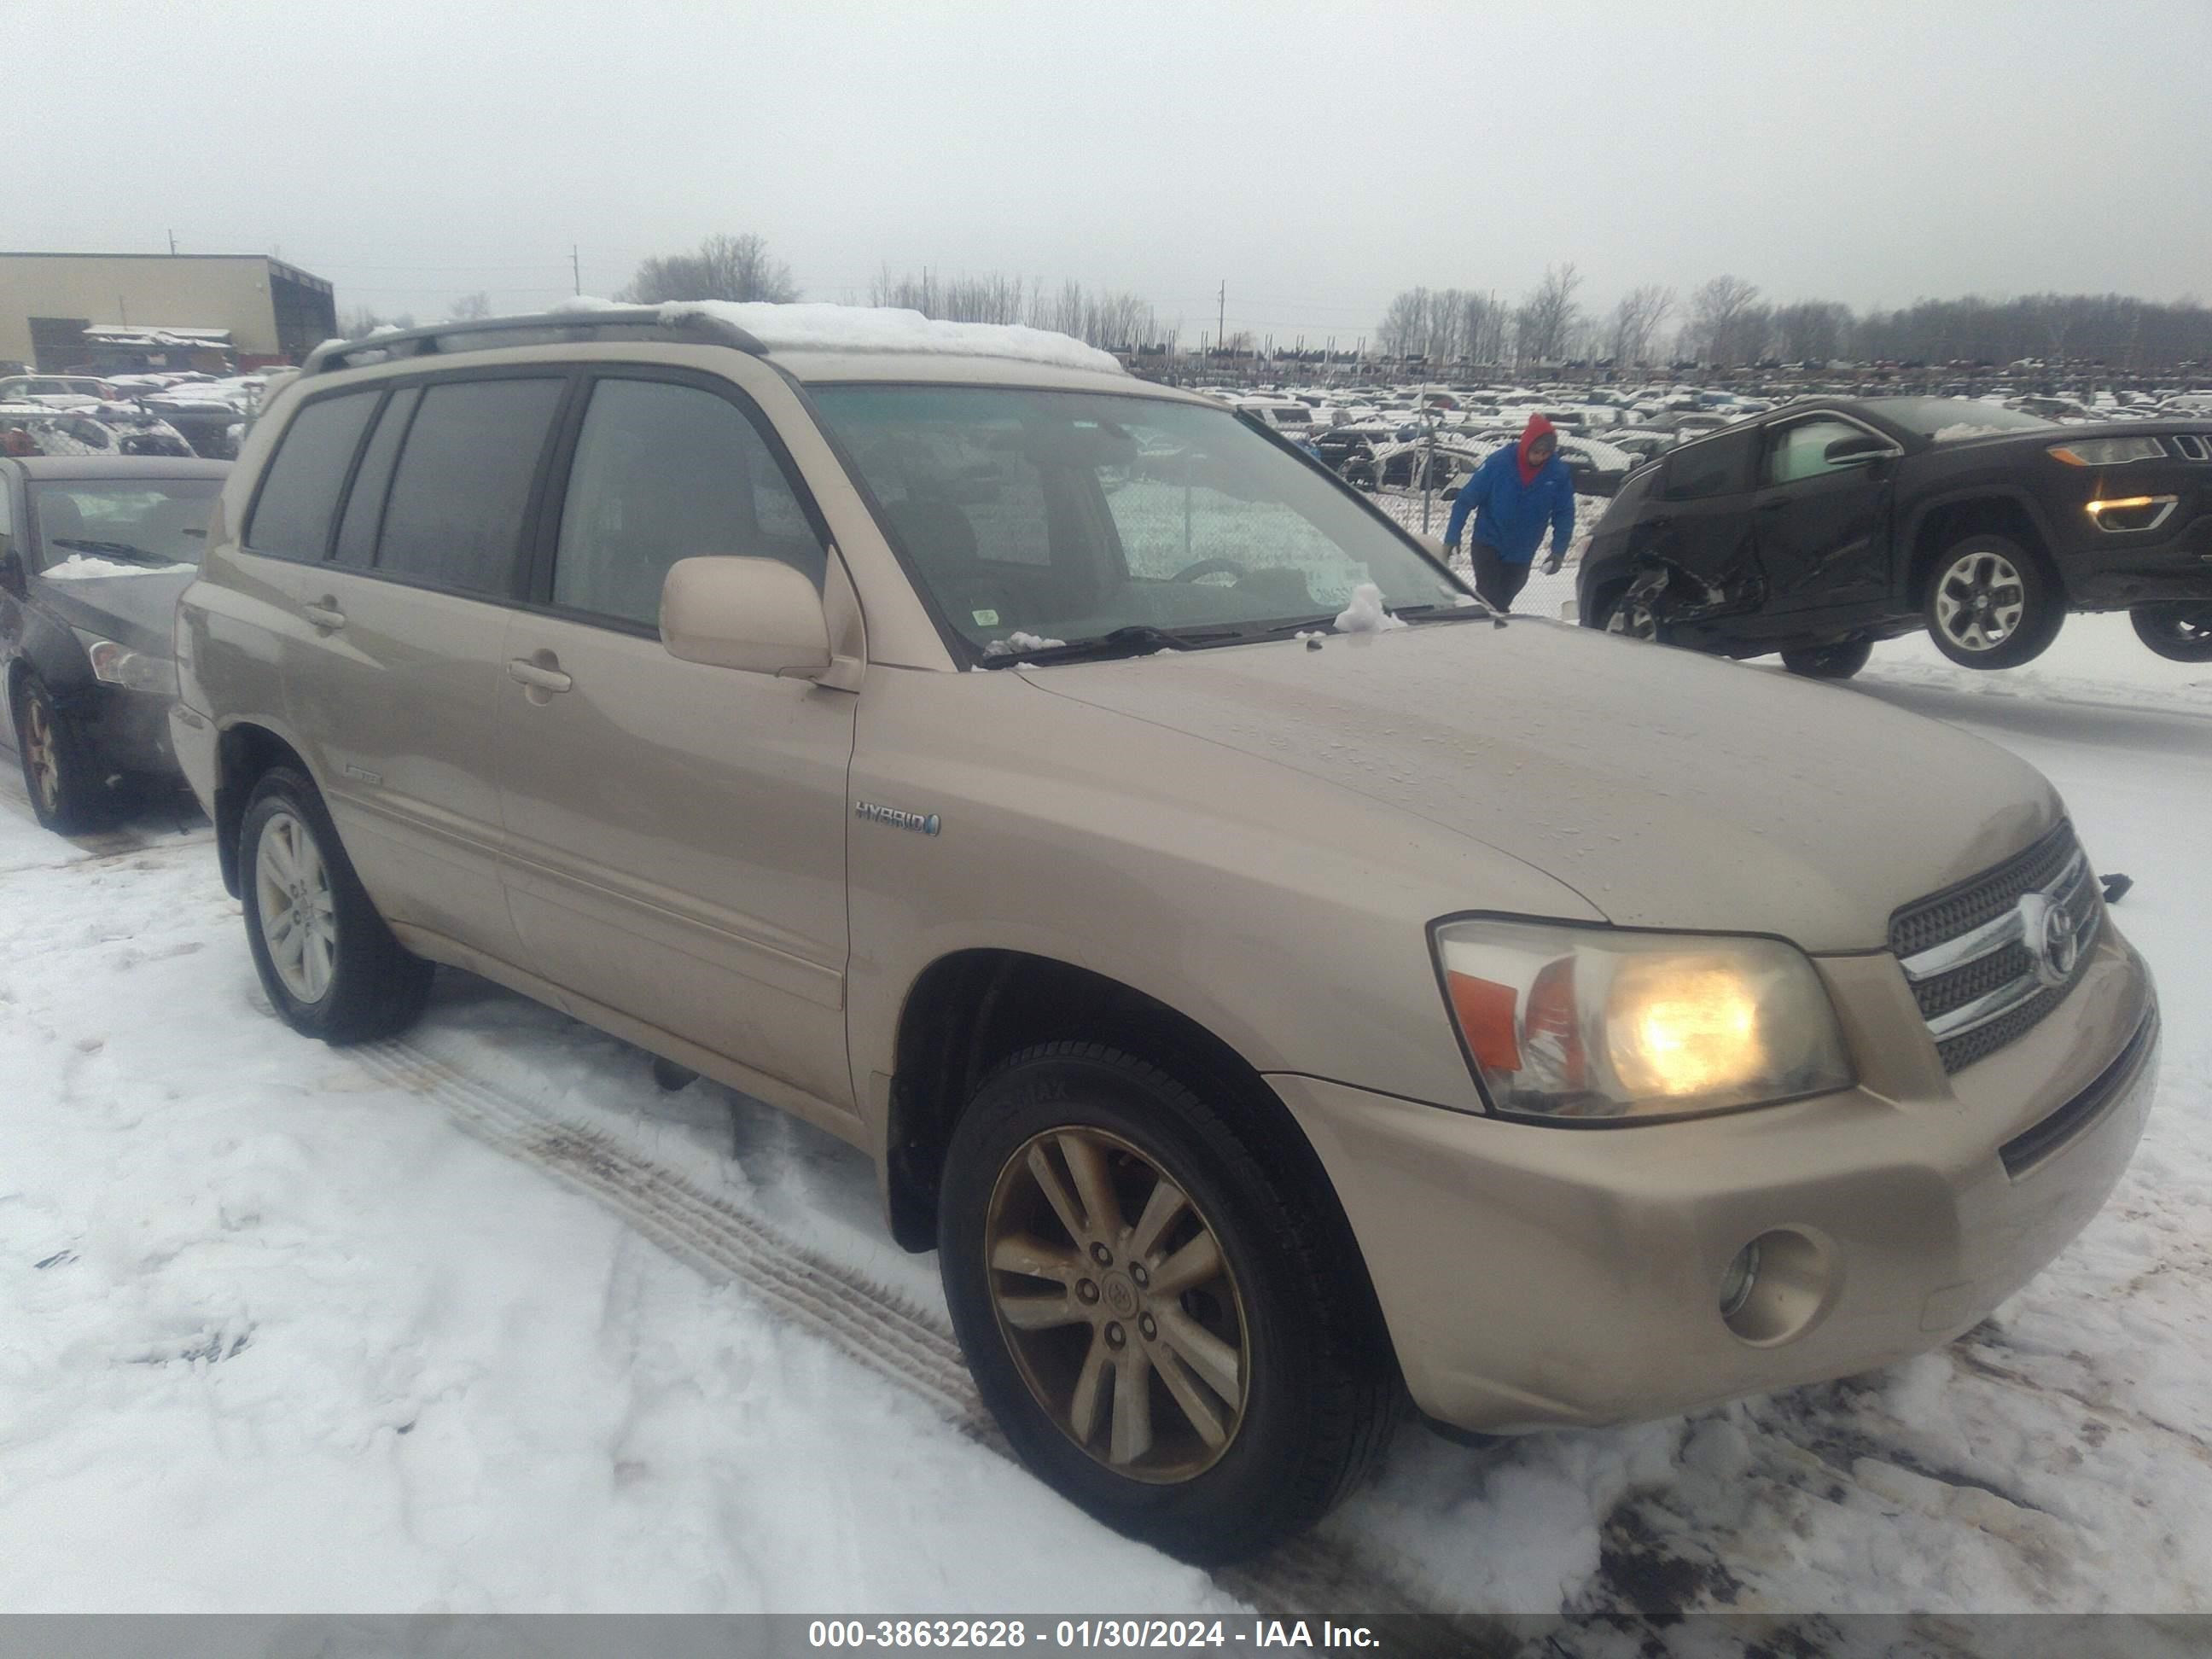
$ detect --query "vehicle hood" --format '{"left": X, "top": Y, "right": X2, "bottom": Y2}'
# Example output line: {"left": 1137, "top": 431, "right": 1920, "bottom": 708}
{"left": 33, "top": 568, "right": 193, "bottom": 655}
{"left": 1016, "top": 620, "right": 2063, "bottom": 952}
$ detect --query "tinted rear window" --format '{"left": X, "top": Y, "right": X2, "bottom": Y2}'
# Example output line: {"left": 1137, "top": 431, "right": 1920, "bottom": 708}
{"left": 245, "top": 392, "right": 377, "bottom": 559}
{"left": 375, "top": 378, "right": 564, "bottom": 595}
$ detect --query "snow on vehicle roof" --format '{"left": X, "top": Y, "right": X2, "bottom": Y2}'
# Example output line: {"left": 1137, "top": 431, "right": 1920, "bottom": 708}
{"left": 546, "top": 296, "right": 1125, "bottom": 375}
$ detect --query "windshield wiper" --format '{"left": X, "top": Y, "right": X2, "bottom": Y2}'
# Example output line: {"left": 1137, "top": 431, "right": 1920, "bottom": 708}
{"left": 49, "top": 538, "right": 172, "bottom": 565}
{"left": 981, "top": 623, "right": 1243, "bottom": 667}
{"left": 1396, "top": 600, "right": 1507, "bottom": 628}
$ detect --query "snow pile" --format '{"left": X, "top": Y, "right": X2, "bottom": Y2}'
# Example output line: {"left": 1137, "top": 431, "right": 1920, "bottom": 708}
{"left": 546, "top": 296, "right": 1125, "bottom": 375}
{"left": 40, "top": 554, "right": 195, "bottom": 580}
{"left": 1332, "top": 582, "right": 1407, "bottom": 633}
{"left": 984, "top": 631, "right": 1067, "bottom": 656}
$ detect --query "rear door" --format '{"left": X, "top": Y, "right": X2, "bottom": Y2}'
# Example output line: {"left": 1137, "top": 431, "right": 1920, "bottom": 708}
{"left": 1748, "top": 413, "right": 1895, "bottom": 612}
{"left": 1645, "top": 425, "right": 1761, "bottom": 606}
{"left": 274, "top": 371, "right": 568, "bottom": 955}
{"left": 493, "top": 364, "right": 859, "bottom": 1116}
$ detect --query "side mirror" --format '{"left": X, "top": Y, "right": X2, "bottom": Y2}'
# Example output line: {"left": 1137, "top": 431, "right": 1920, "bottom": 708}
{"left": 0, "top": 544, "right": 23, "bottom": 599}
{"left": 1823, "top": 433, "right": 1895, "bottom": 465}
{"left": 660, "top": 556, "right": 833, "bottom": 679}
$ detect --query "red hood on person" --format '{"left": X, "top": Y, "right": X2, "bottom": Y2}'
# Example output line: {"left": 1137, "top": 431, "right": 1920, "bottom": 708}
{"left": 1516, "top": 412, "right": 1557, "bottom": 485}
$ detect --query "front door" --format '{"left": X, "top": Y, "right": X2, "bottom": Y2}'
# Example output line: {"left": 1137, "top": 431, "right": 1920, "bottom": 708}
{"left": 493, "top": 367, "right": 858, "bottom": 1116}
{"left": 1749, "top": 415, "right": 1894, "bottom": 613}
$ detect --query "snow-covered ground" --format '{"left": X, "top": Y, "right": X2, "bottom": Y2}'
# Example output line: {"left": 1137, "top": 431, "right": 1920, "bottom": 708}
{"left": 0, "top": 612, "right": 2205, "bottom": 1621}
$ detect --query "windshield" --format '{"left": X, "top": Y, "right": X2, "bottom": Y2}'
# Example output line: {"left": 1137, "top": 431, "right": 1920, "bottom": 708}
{"left": 811, "top": 385, "right": 1466, "bottom": 657}
{"left": 1878, "top": 398, "right": 2053, "bottom": 438}
{"left": 30, "top": 480, "right": 223, "bottom": 572}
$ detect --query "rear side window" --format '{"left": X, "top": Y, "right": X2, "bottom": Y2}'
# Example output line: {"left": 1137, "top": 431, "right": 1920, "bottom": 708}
{"left": 333, "top": 387, "right": 420, "bottom": 568}
{"left": 376, "top": 378, "right": 564, "bottom": 595}
{"left": 245, "top": 392, "right": 377, "bottom": 559}
{"left": 550, "top": 376, "right": 824, "bottom": 628}
{"left": 1664, "top": 428, "right": 1758, "bottom": 501}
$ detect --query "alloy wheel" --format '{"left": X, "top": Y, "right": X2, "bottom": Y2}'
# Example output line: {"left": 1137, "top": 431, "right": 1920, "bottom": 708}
{"left": 254, "top": 809, "right": 339, "bottom": 1004}
{"left": 985, "top": 1126, "right": 1250, "bottom": 1483}
{"left": 1605, "top": 597, "right": 1660, "bottom": 640}
{"left": 1933, "top": 550, "right": 2026, "bottom": 653}
{"left": 20, "top": 696, "right": 60, "bottom": 816}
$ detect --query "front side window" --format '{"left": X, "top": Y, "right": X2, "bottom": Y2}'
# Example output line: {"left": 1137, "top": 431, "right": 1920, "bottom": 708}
{"left": 244, "top": 391, "right": 377, "bottom": 559}
{"left": 811, "top": 385, "right": 1464, "bottom": 655}
{"left": 1761, "top": 418, "right": 1871, "bottom": 486}
{"left": 375, "top": 377, "right": 564, "bottom": 596}
{"left": 550, "top": 377, "right": 824, "bottom": 627}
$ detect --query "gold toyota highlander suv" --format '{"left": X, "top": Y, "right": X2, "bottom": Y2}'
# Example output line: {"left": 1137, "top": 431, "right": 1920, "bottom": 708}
{"left": 172, "top": 306, "right": 2161, "bottom": 1562}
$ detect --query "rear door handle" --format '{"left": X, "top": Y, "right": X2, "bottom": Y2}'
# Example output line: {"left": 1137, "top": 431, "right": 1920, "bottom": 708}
{"left": 301, "top": 601, "right": 346, "bottom": 630}
{"left": 505, "top": 657, "right": 573, "bottom": 694}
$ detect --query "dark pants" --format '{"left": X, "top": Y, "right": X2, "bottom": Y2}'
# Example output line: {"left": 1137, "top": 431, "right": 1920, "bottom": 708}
{"left": 1470, "top": 542, "right": 1533, "bottom": 613}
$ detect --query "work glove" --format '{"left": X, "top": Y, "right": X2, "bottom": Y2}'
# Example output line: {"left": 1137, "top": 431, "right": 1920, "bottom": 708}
{"left": 1541, "top": 550, "right": 1564, "bottom": 575}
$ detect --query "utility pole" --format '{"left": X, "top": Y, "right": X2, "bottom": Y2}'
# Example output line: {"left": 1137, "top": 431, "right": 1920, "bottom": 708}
{"left": 166, "top": 229, "right": 177, "bottom": 255}
{"left": 1217, "top": 280, "right": 1225, "bottom": 360}
{"left": 571, "top": 245, "right": 581, "bottom": 296}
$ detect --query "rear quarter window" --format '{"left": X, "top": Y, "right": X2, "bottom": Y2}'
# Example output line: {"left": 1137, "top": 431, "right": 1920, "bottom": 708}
{"left": 245, "top": 392, "right": 378, "bottom": 560}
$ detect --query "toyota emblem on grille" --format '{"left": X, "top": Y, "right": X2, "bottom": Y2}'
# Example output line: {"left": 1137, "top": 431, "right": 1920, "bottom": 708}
{"left": 2017, "top": 888, "right": 2083, "bottom": 987}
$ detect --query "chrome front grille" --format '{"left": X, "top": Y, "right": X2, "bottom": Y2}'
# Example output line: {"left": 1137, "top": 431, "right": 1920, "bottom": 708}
{"left": 1891, "top": 822, "right": 2103, "bottom": 1073}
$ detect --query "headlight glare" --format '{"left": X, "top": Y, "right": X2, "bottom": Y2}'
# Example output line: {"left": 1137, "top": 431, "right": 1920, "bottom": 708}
{"left": 2047, "top": 437, "right": 2167, "bottom": 467}
{"left": 1435, "top": 919, "right": 1853, "bottom": 1123}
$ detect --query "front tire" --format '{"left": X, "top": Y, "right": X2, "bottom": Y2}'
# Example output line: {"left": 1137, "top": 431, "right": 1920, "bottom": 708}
{"left": 239, "top": 766, "right": 433, "bottom": 1043}
{"left": 2131, "top": 602, "right": 2212, "bottom": 662}
{"left": 1779, "top": 638, "right": 1874, "bottom": 679}
{"left": 1923, "top": 535, "right": 2063, "bottom": 668}
{"left": 939, "top": 1044, "right": 1394, "bottom": 1563}
{"left": 1598, "top": 571, "right": 1667, "bottom": 642}
{"left": 12, "top": 674, "right": 111, "bottom": 833}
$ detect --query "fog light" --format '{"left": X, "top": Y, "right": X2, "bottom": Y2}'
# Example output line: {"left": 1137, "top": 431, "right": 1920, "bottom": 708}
{"left": 1719, "top": 1241, "right": 1762, "bottom": 1318}
{"left": 1720, "top": 1227, "right": 1836, "bottom": 1346}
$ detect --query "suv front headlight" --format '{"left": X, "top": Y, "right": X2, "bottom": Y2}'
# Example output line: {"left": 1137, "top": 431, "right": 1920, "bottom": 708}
{"left": 1432, "top": 918, "right": 1854, "bottom": 1124}
{"left": 2047, "top": 437, "right": 2167, "bottom": 467}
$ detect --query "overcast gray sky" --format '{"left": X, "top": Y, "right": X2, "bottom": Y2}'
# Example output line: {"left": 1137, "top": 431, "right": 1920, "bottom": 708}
{"left": 8, "top": 0, "right": 2209, "bottom": 345}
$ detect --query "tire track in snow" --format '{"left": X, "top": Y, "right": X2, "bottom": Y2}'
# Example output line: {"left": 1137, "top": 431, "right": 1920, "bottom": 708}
{"left": 346, "top": 1034, "right": 1475, "bottom": 1633}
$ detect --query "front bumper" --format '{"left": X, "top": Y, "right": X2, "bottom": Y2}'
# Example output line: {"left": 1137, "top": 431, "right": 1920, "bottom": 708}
{"left": 56, "top": 681, "right": 181, "bottom": 779}
{"left": 1269, "top": 928, "right": 2157, "bottom": 1433}
{"left": 2058, "top": 509, "right": 2212, "bottom": 607}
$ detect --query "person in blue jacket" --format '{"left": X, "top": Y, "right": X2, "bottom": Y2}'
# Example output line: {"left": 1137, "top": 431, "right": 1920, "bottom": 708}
{"left": 1442, "top": 411, "right": 1575, "bottom": 613}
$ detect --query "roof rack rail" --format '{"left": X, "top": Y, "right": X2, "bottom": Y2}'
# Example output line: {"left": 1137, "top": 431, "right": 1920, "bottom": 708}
{"left": 299, "top": 307, "right": 769, "bottom": 377}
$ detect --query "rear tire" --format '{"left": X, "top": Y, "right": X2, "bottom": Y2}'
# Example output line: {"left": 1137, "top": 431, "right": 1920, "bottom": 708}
{"left": 1922, "top": 535, "right": 2063, "bottom": 668}
{"left": 239, "top": 766, "right": 433, "bottom": 1044}
{"left": 939, "top": 1043, "right": 1394, "bottom": 1563}
{"left": 12, "top": 673, "right": 112, "bottom": 834}
{"left": 1779, "top": 638, "right": 1874, "bottom": 679}
{"left": 2131, "top": 602, "right": 2212, "bottom": 662}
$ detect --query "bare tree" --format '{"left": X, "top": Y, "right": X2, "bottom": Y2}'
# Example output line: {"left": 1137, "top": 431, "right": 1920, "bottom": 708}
{"left": 1607, "top": 284, "right": 1675, "bottom": 365}
{"left": 1685, "top": 276, "right": 1771, "bottom": 366}
{"left": 1513, "top": 264, "right": 1582, "bottom": 367}
{"left": 446, "top": 291, "right": 492, "bottom": 321}
{"left": 1770, "top": 300, "right": 1853, "bottom": 363}
{"left": 624, "top": 233, "right": 798, "bottom": 304}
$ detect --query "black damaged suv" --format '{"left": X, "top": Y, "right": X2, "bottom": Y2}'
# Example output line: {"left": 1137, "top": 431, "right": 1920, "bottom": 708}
{"left": 1578, "top": 397, "right": 2212, "bottom": 676}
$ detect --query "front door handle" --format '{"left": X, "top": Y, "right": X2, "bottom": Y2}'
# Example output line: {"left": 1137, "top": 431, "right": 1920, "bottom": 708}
{"left": 505, "top": 657, "right": 573, "bottom": 694}
{"left": 301, "top": 601, "right": 346, "bottom": 630}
